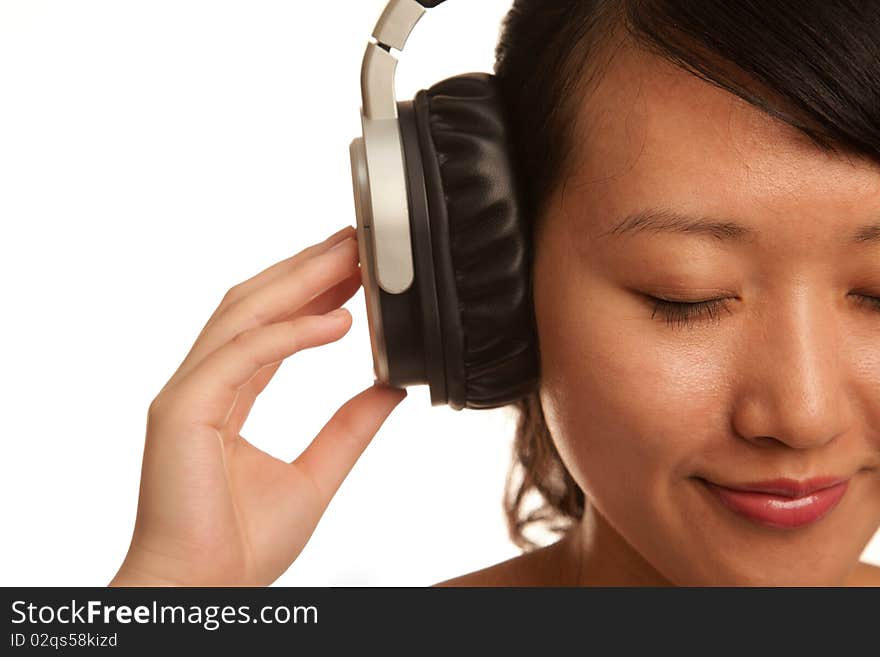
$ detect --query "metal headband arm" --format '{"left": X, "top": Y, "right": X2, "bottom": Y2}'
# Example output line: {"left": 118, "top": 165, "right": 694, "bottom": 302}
{"left": 361, "top": 0, "right": 448, "bottom": 120}
{"left": 356, "top": 0, "right": 448, "bottom": 294}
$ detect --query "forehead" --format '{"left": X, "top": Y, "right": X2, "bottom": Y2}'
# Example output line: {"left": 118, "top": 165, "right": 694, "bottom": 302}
{"left": 563, "top": 41, "right": 880, "bottom": 243}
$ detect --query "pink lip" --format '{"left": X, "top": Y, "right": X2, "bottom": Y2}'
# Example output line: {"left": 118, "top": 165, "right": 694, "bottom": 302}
{"left": 707, "top": 476, "right": 848, "bottom": 497}
{"left": 698, "top": 477, "right": 850, "bottom": 529}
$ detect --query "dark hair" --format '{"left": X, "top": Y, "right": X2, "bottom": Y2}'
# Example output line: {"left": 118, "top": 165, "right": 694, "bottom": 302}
{"left": 493, "top": 0, "right": 880, "bottom": 551}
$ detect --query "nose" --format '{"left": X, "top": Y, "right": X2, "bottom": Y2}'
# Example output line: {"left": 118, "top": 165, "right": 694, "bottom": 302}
{"left": 730, "top": 289, "right": 852, "bottom": 450}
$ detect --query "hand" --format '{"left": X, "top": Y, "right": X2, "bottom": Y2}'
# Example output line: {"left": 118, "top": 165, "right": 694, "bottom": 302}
{"left": 109, "top": 225, "right": 408, "bottom": 586}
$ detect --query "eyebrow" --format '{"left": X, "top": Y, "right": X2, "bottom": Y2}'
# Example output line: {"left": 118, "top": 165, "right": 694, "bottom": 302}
{"left": 597, "top": 208, "right": 880, "bottom": 246}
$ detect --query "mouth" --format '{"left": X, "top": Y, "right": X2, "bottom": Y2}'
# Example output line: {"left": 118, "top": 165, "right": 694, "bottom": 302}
{"left": 694, "top": 476, "right": 850, "bottom": 530}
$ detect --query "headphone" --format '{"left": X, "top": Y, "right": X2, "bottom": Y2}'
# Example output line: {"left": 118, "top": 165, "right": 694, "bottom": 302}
{"left": 349, "top": 0, "right": 539, "bottom": 410}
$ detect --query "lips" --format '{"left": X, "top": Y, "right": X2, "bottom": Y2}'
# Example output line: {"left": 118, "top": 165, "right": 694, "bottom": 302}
{"left": 706, "top": 476, "right": 848, "bottom": 498}
{"left": 697, "top": 476, "right": 850, "bottom": 529}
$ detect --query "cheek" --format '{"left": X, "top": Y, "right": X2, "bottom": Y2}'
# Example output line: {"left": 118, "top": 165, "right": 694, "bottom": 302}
{"left": 535, "top": 276, "right": 734, "bottom": 498}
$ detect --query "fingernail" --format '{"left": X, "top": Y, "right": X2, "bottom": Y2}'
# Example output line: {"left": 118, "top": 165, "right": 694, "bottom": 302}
{"left": 327, "top": 225, "right": 355, "bottom": 243}
{"left": 327, "top": 226, "right": 354, "bottom": 240}
{"left": 330, "top": 236, "right": 355, "bottom": 252}
{"left": 327, "top": 308, "right": 349, "bottom": 320}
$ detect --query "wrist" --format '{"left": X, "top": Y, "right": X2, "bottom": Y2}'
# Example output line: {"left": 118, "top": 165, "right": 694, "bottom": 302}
{"left": 109, "top": 565, "right": 182, "bottom": 587}
{"left": 108, "top": 552, "right": 186, "bottom": 587}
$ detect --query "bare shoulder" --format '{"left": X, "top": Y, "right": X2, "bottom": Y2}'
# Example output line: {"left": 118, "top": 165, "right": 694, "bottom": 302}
{"left": 848, "top": 560, "right": 880, "bottom": 587}
{"left": 432, "top": 540, "right": 568, "bottom": 587}
{"left": 432, "top": 553, "right": 530, "bottom": 587}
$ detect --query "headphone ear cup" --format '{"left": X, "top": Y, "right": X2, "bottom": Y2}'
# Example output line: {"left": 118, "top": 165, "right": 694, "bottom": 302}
{"left": 413, "top": 72, "right": 539, "bottom": 410}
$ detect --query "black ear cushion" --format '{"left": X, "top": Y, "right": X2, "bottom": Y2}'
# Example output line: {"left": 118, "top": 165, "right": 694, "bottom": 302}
{"left": 413, "top": 72, "right": 539, "bottom": 410}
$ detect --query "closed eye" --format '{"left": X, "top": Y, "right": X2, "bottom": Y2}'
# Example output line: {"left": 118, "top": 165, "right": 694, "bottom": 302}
{"left": 852, "top": 293, "right": 880, "bottom": 313}
{"left": 646, "top": 295, "right": 734, "bottom": 328}
{"left": 646, "top": 293, "right": 880, "bottom": 329}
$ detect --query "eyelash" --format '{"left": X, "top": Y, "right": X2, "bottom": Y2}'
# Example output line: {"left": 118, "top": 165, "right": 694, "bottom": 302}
{"left": 648, "top": 294, "right": 880, "bottom": 329}
{"left": 648, "top": 296, "right": 732, "bottom": 328}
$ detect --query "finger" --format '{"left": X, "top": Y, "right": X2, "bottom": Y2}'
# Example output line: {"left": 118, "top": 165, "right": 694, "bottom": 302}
{"left": 220, "top": 271, "right": 364, "bottom": 439}
{"left": 227, "top": 236, "right": 359, "bottom": 330}
{"left": 186, "top": 226, "right": 357, "bottom": 358}
{"left": 210, "top": 225, "right": 356, "bottom": 321}
{"left": 190, "top": 225, "right": 355, "bottom": 351}
{"left": 172, "top": 236, "right": 360, "bottom": 385}
{"left": 226, "top": 268, "right": 364, "bottom": 415}
{"left": 162, "top": 309, "right": 354, "bottom": 434}
{"left": 295, "top": 268, "right": 362, "bottom": 319}
{"left": 292, "top": 383, "right": 408, "bottom": 507}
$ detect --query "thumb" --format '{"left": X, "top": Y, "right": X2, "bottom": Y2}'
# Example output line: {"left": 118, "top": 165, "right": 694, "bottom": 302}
{"left": 292, "top": 382, "right": 408, "bottom": 506}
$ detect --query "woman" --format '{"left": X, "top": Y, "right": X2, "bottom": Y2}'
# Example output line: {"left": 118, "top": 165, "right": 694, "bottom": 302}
{"left": 110, "top": 0, "right": 880, "bottom": 586}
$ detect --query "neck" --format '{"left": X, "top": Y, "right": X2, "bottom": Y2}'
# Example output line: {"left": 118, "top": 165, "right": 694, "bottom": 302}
{"left": 560, "top": 503, "right": 675, "bottom": 587}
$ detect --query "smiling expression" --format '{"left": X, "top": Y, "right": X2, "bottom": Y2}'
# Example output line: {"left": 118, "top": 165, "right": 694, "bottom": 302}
{"left": 532, "top": 39, "right": 880, "bottom": 585}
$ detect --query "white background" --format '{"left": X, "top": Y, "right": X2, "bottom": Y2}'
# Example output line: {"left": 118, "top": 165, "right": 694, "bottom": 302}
{"left": 1, "top": 0, "right": 878, "bottom": 587}
{"left": 0, "top": 0, "right": 529, "bottom": 587}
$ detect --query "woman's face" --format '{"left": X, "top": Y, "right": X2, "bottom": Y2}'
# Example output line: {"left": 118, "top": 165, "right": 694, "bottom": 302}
{"left": 534, "top": 42, "right": 880, "bottom": 585}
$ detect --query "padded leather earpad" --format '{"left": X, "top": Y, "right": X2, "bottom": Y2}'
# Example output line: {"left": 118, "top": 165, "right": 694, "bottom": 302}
{"left": 413, "top": 72, "right": 539, "bottom": 410}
